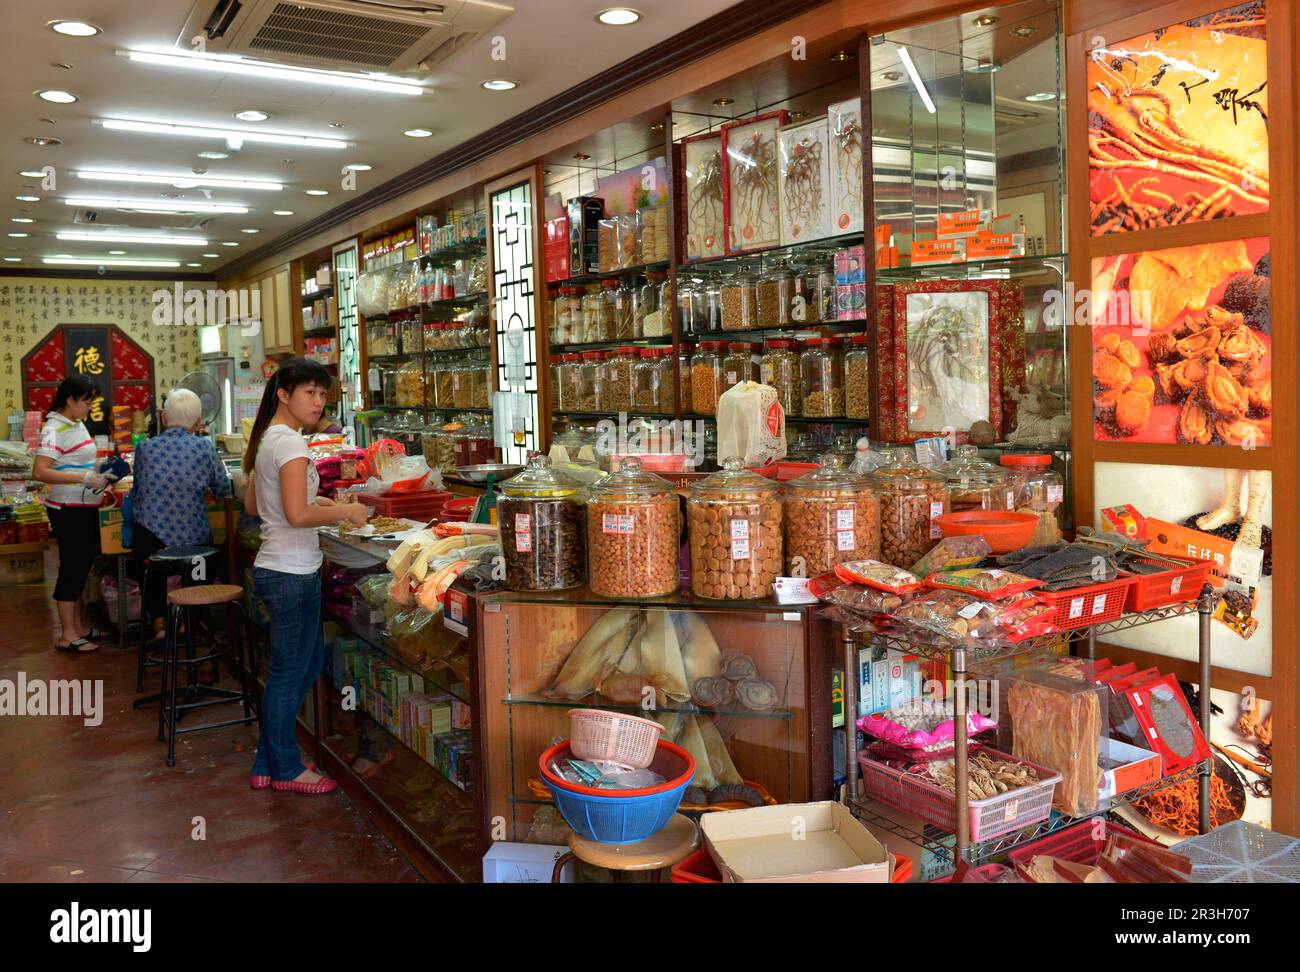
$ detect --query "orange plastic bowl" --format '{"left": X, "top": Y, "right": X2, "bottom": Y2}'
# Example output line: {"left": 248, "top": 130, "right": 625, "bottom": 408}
{"left": 937, "top": 511, "right": 1038, "bottom": 554}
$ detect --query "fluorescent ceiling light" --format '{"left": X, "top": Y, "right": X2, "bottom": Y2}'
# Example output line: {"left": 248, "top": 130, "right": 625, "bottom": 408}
{"left": 597, "top": 8, "right": 641, "bottom": 25}
{"left": 15, "top": 195, "right": 40, "bottom": 202}
{"left": 76, "top": 170, "right": 282, "bottom": 191}
{"left": 403, "top": 128, "right": 433, "bottom": 138}
{"left": 124, "top": 48, "right": 424, "bottom": 97}
{"left": 45, "top": 256, "right": 181, "bottom": 268}
{"left": 240, "top": 228, "right": 259, "bottom": 234}
{"left": 63, "top": 197, "right": 250, "bottom": 214}
{"left": 186, "top": 262, "right": 202, "bottom": 267}
{"left": 197, "top": 151, "right": 229, "bottom": 160}
{"left": 7, "top": 233, "right": 29, "bottom": 238}
{"left": 1025, "top": 91, "right": 1058, "bottom": 102}
{"left": 37, "top": 90, "right": 78, "bottom": 104}
{"left": 11, "top": 218, "right": 34, "bottom": 224}
{"left": 202, "top": 252, "right": 219, "bottom": 257}
{"left": 221, "top": 242, "right": 239, "bottom": 247}
{"left": 98, "top": 119, "right": 346, "bottom": 150}
{"left": 304, "top": 189, "right": 328, "bottom": 196}
{"left": 272, "top": 210, "right": 294, "bottom": 216}
{"left": 49, "top": 20, "right": 101, "bottom": 37}
{"left": 481, "top": 79, "right": 516, "bottom": 91}
{"left": 19, "top": 170, "right": 46, "bottom": 178}
{"left": 896, "top": 46, "right": 936, "bottom": 114}
{"left": 58, "top": 231, "right": 208, "bottom": 246}
{"left": 343, "top": 163, "right": 371, "bottom": 171}
{"left": 3, "top": 257, "right": 20, "bottom": 262}
{"left": 108, "top": 250, "right": 126, "bottom": 255}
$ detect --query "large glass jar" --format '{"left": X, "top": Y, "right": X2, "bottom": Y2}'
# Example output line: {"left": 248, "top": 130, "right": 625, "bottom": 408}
{"left": 631, "top": 348, "right": 660, "bottom": 413}
{"left": 844, "top": 334, "right": 871, "bottom": 420}
{"left": 453, "top": 416, "right": 493, "bottom": 468}
{"left": 434, "top": 363, "right": 454, "bottom": 407}
{"left": 396, "top": 359, "right": 425, "bottom": 406}
{"left": 585, "top": 456, "right": 680, "bottom": 598}
{"left": 613, "top": 277, "right": 637, "bottom": 340}
{"left": 636, "top": 273, "right": 659, "bottom": 337}
{"left": 760, "top": 340, "right": 799, "bottom": 416}
{"left": 722, "top": 342, "right": 755, "bottom": 394}
{"left": 398, "top": 315, "right": 420, "bottom": 356}
{"left": 757, "top": 261, "right": 794, "bottom": 328}
{"left": 789, "top": 257, "right": 823, "bottom": 325}
{"left": 783, "top": 454, "right": 881, "bottom": 576}
{"left": 548, "top": 286, "right": 564, "bottom": 345}
{"left": 870, "top": 449, "right": 949, "bottom": 568}
{"left": 581, "top": 285, "right": 604, "bottom": 343}
{"left": 498, "top": 456, "right": 587, "bottom": 592}
{"left": 1000, "top": 453, "right": 1065, "bottom": 545}
{"left": 596, "top": 279, "right": 620, "bottom": 341}
{"left": 556, "top": 354, "right": 581, "bottom": 410}
{"left": 603, "top": 346, "right": 637, "bottom": 412}
{"left": 721, "top": 268, "right": 758, "bottom": 331}
{"left": 675, "top": 346, "right": 693, "bottom": 414}
{"left": 425, "top": 360, "right": 442, "bottom": 406}
{"left": 451, "top": 362, "right": 474, "bottom": 408}
{"left": 702, "top": 273, "right": 725, "bottom": 333}
{"left": 691, "top": 341, "right": 725, "bottom": 416}
{"left": 940, "top": 444, "right": 1013, "bottom": 513}
{"left": 368, "top": 320, "right": 397, "bottom": 357}
{"left": 472, "top": 363, "right": 491, "bottom": 409}
{"left": 800, "top": 337, "right": 844, "bottom": 417}
{"left": 687, "top": 457, "right": 783, "bottom": 600}
{"left": 561, "top": 287, "right": 583, "bottom": 343}
{"left": 677, "top": 277, "right": 702, "bottom": 335}
{"left": 655, "top": 348, "right": 681, "bottom": 414}
{"left": 578, "top": 352, "right": 604, "bottom": 411}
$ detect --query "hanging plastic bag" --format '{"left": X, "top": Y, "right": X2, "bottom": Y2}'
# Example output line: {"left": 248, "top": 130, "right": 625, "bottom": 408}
{"left": 717, "top": 381, "right": 786, "bottom": 467}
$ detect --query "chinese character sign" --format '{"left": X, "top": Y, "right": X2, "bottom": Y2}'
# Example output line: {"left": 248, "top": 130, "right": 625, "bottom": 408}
{"left": 64, "top": 326, "right": 114, "bottom": 436}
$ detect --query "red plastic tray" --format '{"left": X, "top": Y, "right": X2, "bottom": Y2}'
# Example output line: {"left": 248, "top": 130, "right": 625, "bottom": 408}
{"left": 356, "top": 490, "right": 450, "bottom": 519}
{"left": 747, "top": 461, "right": 821, "bottom": 482}
{"left": 1033, "top": 576, "right": 1134, "bottom": 631}
{"left": 1121, "top": 558, "right": 1214, "bottom": 612}
{"left": 1006, "top": 819, "right": 1160, "bottom": 881}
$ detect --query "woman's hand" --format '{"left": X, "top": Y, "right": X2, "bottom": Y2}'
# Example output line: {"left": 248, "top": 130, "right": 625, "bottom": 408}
{"left": 339, "top": 503, "right": 369, "bottom": 528}
{"left": 314, "top": 496, "right": 336, "bottom": 507}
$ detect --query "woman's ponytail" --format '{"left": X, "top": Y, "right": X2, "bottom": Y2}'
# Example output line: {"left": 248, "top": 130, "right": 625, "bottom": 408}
{"left": 241, "top": 371, "right": 279, "bottom": 474}
{"left": 241, "top": 357, "right": 332, "bottom": 474}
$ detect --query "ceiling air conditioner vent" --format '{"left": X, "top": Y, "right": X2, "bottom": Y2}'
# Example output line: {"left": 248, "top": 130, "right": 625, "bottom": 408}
{"left": 179, "top": 0, "right": 513, "bottom": 72}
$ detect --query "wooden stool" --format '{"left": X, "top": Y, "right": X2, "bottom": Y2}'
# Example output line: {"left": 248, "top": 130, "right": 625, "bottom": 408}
{"left": 158, "top": 584, "right": 259, "bottom": 767}
{"left": 551, "top": 813, "right": 699, "bottom": 883}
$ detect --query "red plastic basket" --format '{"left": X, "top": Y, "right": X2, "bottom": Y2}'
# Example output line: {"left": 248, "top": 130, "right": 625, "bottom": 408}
{"left": 671, "top": 846, "right": 913, "bottom": 883}
{"left": 1121, "top": 558, "right": 1214, "bottom": 612}
{"left": 857, "top": 748, "right": 1062, "bottom": 843}
{"left": 356, "top": 490, "right": 450, "bottom": 519}
{"left": 1032, "top": 576, "right": 1134, "bottom": 631}
{"left": 1006, "top": 819, "right": 1160, "bottom": 881}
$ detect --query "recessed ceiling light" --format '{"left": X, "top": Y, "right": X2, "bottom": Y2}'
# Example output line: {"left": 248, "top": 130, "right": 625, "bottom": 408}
{"left": 24, "top": 137, "right": 62, "bottom": 146}
{"left": 64, "top": 197, "right": 250, "bottom": 215}
{"left": 15, "top": 195, "right": 40, "bottom": 202}
{"left": 100, "top": 118, "right": 346, "bottom": 149}
{"left": 1025, "top": 91, "right": 1058, "bottom": 102}
{"left": 403, "top": 128, "right": 433, "bottom": 138}
{"left": 3, "top": 257, "right": 20, "bottom": 262}
{"left": 573, "top": 153, "right": 591, "bottom": 161}
{"left": 712, "top": 97, "right": 733, "bottom": 107}
{"left": 125, "top": 48, "right": 424, "bottom": 96}
{"left": 7, "top": 233, "right": 29, "bottom": 238}
{"left": 197, "top": 150, "right": 230, "bottom": 160}
{"left": 597, "top": 8, "right": 641, "bottom": 25}
{"left": 108, "top": 250, "right": 125, "bottom": 255}
{"left": 37, "top": 90, "right": 78, "bottom": 104}
{"left": 19, "top": 170, "right": 46, "bottom": 178}
{"left": 44, "top": 256, "right": 181, "bottom": 268}
{"left": 329, "top": 121, "right": 345, "bottom": 129}
{"left": 241, "top": 228, "right": 259, "bottom": 233}
{"left": 1011, "top": 25, "right": 1037, "bottom": 37}
{"left": 11, "top": 218, "right": 34, "bottom": 224}
{"left": 76, "top": 169, "right": 283, "bottom": 191}
{"left": 305, "top": 189, "right": 329, "bottom": 196}
{"left": 48, "top": 20, "right": 100, "bottom": 37}
{"left": 829, "top": 50, "right": 855, "bottom": 62}
{"left": 186, "top": 262, "right": 202, "bottom": 267}
{"left": 202, "top": 252, "right": 219, "bottom": 257}
{"left": 343, "top": 162, "right": 371, "bottom": 171}
{"left": 58, "top": 231, "right": 208, "bottom": 246}
{"left": 221, "top": 241, "right": 240, "bottom": 246}
{"left": 234, "top": 109, "right": 269, "bottom": 122}
{"left": 482, "top": 79, "right": 516, "bottom": 91}
{"left": 272, "top": 210, "right": 294, "bottom": 216}
{"left": 973, "top": 15, "right": 999, "bottom": 26}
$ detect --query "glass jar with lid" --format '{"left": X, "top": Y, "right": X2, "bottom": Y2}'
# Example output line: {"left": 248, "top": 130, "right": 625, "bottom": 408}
{"left": 675, "top": 346, "right": 693, "bottom": 414}
{"left": 613, "top": 276, "right": 637, "bottom": 340}
{"left": 789, "top": 257, "right": 823, "bottom": 325}
{"left": 472, "top": 363, "right": 491, "bottom": 409}
{"left": 498, "top": 455, "right": 587, "bottom": 592}
{"left": 585, "top": 456, "right": 680, "bottom": 598}
{"left": 870, "top": 448, "right": 949, "bottom": 568}
{"left": 800, "top": 337, "right": 844, "bottom": 417}
{"left": 722, "top": 342, "right": 755, "bottom": 394}
{"left": 844, "top": 334, "right": 872, "bottom": 420}
{"left": 784, "top": 453, "right": 881, "bottom": 575}
{"left": 757, "top": 260, "right": 795, "bottom": 328}
{"left": 655, "top": 348, "right": 683, "bottom": 414}
{"left": 433, "top": 361, "right": 454, "bottom": 407}
{"left": 603, "top": 346, "right": 637, "bottom": 412}
{"left": 1000, "top": 453, "right": 1065, "bottom": 544}
{"left": 786, "top": 431, "right": 820, "bottom": 462}
{"left": 396, "top": 359, "right": 426, "bottom": 406}
{"left": 702, "top": 273, "right": 725, "bottom": 333}
{"left": 368, "top": 320, "right": 397, "bottom": 357}
{"left": 453, "top": 415, "right": 494, "bottom": 468}
{"left": 691, "top": 341, "right": 725, "bottom": 416}
{"left": 636, "top": 273, "right": 659, "bottom": 338}
{"left": 396, "top": 315, "right": 420, "bottom": 355}
{"left": 450, "top": 361, "right": 473, "bottom": 408}
{"left": 425, "top": 359, "right": 442, "bottom": 407}
{"left": 721, "top": 268, "right": 758, "bottom": 331}
{"left": 760, "top": 340, "right": 799, "bottom": 416}
{"left": 581, "top": 285, "right": 605, "bottom": 343}
{"left": 940, "top": 444, "right": 1013, "bottom": 513}
{"left": 548, "top": 285, "right": 564, "bottom": 345}
{"left": 578, "top": 352, "right": 604, "bottom": 411}
{"left": 596, "top": 279, "right": 620, "bottom": 341}
{"left": 676, "top": 277, "right": 701, "bottom": 335}
{"left": 560, "top": 287, "right": 583, "bottom": 343}
{"left": 687, "top": 457, "right": 783, "bottom": 600}
{"left": 556, "top": 354, "right": 581, "bottom": 410}
{"left": 631, "top": 348, "right": 660, "bottom": 414}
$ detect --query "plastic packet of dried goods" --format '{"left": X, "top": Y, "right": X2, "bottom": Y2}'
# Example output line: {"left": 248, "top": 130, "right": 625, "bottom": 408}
{"left": 891, "top": 590, "right": 996, "bottom": 641}
{"left": 982, "top": 596, "right": 1056, "bottom": 642}
{"left": 355, "top": 573, "right": 391, "bottom": 607}
{"left": 833, "top": 559, "right": 928, "bottom": 594}
{"left": 925, "top": 568, "right": 1044, "bottom": 600}
{"left": 909, "top": 536, "right": 991, "bottom": 578}
{"left": 826, "top": 582, "right": 908, "bottom": 615}
{"left": 717, "top": 381, "right": 787, "bottom": 467}
{"left": 857, "top": 698, "right": 998, "bottom": 753}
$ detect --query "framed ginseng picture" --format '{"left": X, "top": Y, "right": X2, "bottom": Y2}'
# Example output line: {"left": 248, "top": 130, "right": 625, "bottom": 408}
{"left": 680, "top": 131, "right": 726, "bottom": 261}
{"left": 891, "top": 280, "right": 1007, "bottom": 443}
{"left": 721, "top": 111, "right": 787, "bottom": 254}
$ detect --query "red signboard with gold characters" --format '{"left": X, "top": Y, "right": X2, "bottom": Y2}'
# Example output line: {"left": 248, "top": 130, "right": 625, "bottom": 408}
{"left": 21, "top": 324, "right": 155, "bottom": 437}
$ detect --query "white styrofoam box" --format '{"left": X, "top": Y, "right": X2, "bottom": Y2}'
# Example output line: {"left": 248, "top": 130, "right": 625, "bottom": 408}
{"left": 482, "top": 842, "right": 574, "bottom": 883}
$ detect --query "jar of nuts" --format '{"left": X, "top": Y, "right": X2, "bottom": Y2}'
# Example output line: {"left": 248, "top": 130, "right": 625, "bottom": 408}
{"left": 870, "top": 449, "right": 949, "bottom": 568}
{"left": 603, "top": 346, "right": 638, "bottom": 412}
{"left": 844, "top": 334, "right": 872, "bottom": 420}
{"left": 578, "top": 352, "right": 605, "bottom": 411}
{"left": 721, "top": 268, "right": 758, "bottom": 331}
{"left": 784, "top": 453, "right": 881, "bottom": 576}
{"left": 691, "top": 341, "right": 726, "bottom": 416}
{"left": 597, "top": 279, "right": 620, "bottom": 341}
{"left": 655, "top": 348, "right": 681, "bottom": 414}
{"left": 632, "top": 348, "right": 660, "bottom": 413}
{"left": 760, "top": 340, "right": 800, "bottom": 417}
{"left": 687, "top": 457, "right": 784, "bottom": 600}
{"left": 939, "top": 444, "right": 1013, "bottom": 513}
{"left": 586, "top": 456, "right": 681, "bottom": 598}
{"left": 722, "top": 342, "right": 756, "bottom": 395}
{"left": 498, "top": 455, "right": 587, "bottom": 592}
{"left": 800, "top": 337, "right": 844, "bottom": 417}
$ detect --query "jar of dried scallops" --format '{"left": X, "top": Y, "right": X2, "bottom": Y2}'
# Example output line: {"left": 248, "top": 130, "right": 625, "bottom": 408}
{"left": 784, "top": 453, "right": 881, "bottom": 576}
{"left": 586, "top": 457, "right": 681, "bottom": 598}
{"left": 870, "top": 448, "right": 948, "bottom": 568}
{"left": 687, "top": 457, "right": 783, "bottom": 600}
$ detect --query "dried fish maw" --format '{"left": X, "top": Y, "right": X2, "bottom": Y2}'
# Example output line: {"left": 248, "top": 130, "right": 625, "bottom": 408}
{"left": 695, "top": 715, "right": 744, "bottom": 786}
{"left": 546, "top": 608, "right": 641, "bottom": 699}
{"left": 1129, "top": 241, "right": 1252, "bottom": 330}
{"left": 675, "top": 714, "right": 718, "bottom": 790}
{"left": 691, "top": 676, "right": 735, "bottom": 708}
{"left": 654, "top": 710, "right": 686, "bottom": 744}
{"left": 678, "top": 611, "right": 722, "bottom": 683}
{"left": 735, "top": 677, "right": 779, "bottom": 711}
{"left": 721, "top": 648, "right": 759, "bottom": 680}
{"left": 638, "top": 610, "right": 691, "bottom": 702}
{"left": 535, "top": 608, "right": 584, "bottom": 687}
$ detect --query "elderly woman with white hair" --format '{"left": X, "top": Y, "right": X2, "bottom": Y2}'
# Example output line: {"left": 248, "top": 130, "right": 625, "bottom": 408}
{"left": 129, "top": 387, "right": 233, "bottom": 641}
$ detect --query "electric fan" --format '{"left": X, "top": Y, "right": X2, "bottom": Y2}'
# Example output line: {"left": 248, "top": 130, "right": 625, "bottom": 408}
{"left": 172, "top": 370, "right": 222, "bottom": 430}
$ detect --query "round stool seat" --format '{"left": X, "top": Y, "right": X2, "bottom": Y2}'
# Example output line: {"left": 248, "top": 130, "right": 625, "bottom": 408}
{"left": 167, "top": 584, "right": 243, "bottom": 607}
{"left": 149, "top": 544, "right": 219, "bottom": 564}
{"left": 567, "top": 813, "right": 698, "bottom": 872}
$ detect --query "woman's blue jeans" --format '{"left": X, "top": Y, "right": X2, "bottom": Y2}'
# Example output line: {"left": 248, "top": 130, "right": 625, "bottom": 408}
{"left": 250, "top": 567, "right": 323, "bottom": 781}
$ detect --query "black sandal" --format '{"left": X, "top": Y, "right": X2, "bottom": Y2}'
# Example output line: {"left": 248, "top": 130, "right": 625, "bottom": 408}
{"left": 54, "top": 638, "right": 98, "bottom": 653}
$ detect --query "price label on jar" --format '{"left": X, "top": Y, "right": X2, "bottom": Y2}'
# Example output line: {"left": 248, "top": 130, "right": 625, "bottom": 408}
{"left": 836, "top": 508, "right": 855, "bottom": 530}
{"left": 731, "top": 537, "right": 751, "bottom": 561}
{"left": 837, "top": 530, "right": 855, "bottom": 551}
{"left": 601, "top": 514, "right": 635, "bottom": 535}
{"left": 1047, "top": 485, "right": 1064, "bottom": 504}
{"left": 514, "top": 513, "right": 532, "bottom": 552}
{"left": 760, "top": 364, "right": 774, "bottom": 383}
{"left": 929, "top": 500, "right": 945, "bottom": 539}
{"left": 730, "top": 519, "right": 751, "bottom": 541}
{"left": 1091, "top": 594, "right": 1108, "bottom": 615}
{"left": 725, "top": 371, "right": 737, "bottom": 385}
{"left": 1006, "top": 490, "right": 1016, "bottom": 511}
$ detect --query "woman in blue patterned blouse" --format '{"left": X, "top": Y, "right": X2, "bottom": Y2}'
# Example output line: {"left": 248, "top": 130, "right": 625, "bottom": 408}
{"left": 129, "top": 388, "right": 233, "bottom": 641}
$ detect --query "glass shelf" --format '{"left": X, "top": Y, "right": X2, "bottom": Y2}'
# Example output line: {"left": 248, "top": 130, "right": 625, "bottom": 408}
{"left": 550, "top": 337, "right": 673, "bottom": 354}
{"left": 425, "top": 291, "right": 489, "bottom": 310}
{"left": 483, "top": 583, "right": 814, "bottom": 613}
{"left": 876, "top": 253, "right": 1067, "bottom": 280}
{"left": 680, "top": 232, "right": 864, "bottom": 274}
{"left": 682, "top": 320, "right": 868, "bottom": 343}
{"left": 502, "top": 692, "right": 795, "bottom": 720}
{"left": 553, "top": 259, "right": 670, "bottom": 287}
{"left": 331, "top": 611, "right": 473, "bottom": 706}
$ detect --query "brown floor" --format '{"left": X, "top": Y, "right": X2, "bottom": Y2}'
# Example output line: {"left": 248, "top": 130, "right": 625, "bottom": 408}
{"left": 0, "top": 549, "right": 423, "bottom": 883}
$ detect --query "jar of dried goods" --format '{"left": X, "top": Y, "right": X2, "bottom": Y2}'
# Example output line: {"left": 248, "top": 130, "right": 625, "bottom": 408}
{"left": 800, "top": 337, "right": 844, "bottom": 417}
{"left": 677, "top": 277, "right": 704, "bottom": 335}
{"left": 687, "top": 457, "right": 783, "bottom": 600}
{"left": 722, "top": 342, "right": 755, "bottom": 395}
{"left": 555, "top": 354, "right": 579, "bottom": 410}
{"left": 1000, "top": 453, "right": 1065, "bottom": 544}
{"left": 632, "top": 348, "right": 660, "bottom": 413}
{"left": 586, "top": 456, "right": 681, "bottom": 598}
{"left": 603, "top": 346, "right": 637, "bottom": 412}
{"left": 396, "top": 359, "right": 425, "bottom": 407}
{"left": 655, "top": 348, "right": 683, "bottom": 414}
{"left": 691, "top": 341, "right": 726, "bottom": 416}
{"left": 844, "top": 334, "right": 872, "bottom": 420}
{"left": 939, "top": 444, "right": 1012, "bottom": 513}
{"left": 614, "top": 276, "right": 637, "bottom": 340}
{"left": 549, "top": 286, "right": 566, "bottom": 346}
{"left": 789, "top": 257, "right": 823, "bottom": 324}
{"left": 578, "top": 352, "right": 604, "bottom": 411}
{"left": 757, "top": 260, "right": 794, "bottom": 328}
{"left": 581, "top": 285, "right": 604, "bottom": 343}
{"left": 870, "top": 448, "right": 949, "bottom": 568}
{"left": 637, "top": 273, "right": 660, "bottom": 338}
{"left": 721, "top": 268, "right": 758, "bottom": 331}
{"left": 451, "top": 362, "right": 474, "bottom": 408}
{"left": 703, "top": 273, "right": 725, "bottom": 333}
{"left": 561, "top": 287, "right": 584, "bottom": 343}
{"left": 471, "top": 363, "right": 491, "bottom": 408}
{"left": 675, "top": 346, "right": 693, "bottom": 414}
{"left": 499, "top": 455, "right": 587, "bottom": 592}
{"left": 784, "top": 453, "right": 881, "bottom": 575}
{"left": 760, "top": 340, "right": 800, "bottom": 417}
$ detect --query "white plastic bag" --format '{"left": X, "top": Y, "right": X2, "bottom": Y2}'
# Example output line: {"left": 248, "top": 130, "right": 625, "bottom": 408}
{"left": 717, "top": 381, "right": 786, "bottom": 467}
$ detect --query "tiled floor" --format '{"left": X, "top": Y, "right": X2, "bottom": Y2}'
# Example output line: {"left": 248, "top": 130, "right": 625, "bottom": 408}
{"left": 0, "top": 550, "right": 423, "bottom": 883}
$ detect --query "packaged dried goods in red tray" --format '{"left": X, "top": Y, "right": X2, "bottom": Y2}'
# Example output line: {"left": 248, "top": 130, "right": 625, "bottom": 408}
{"left": 890, "top": 590, "right": 1053, "bottom": 644}
{"left": 924, "top": 567, "right": 1044, "bottom": 600}
{"left": 833, "top": 559, "right": 928, "bottom": 594}
{"left": 908, "top": 536, "right": 990, "bottom": 577}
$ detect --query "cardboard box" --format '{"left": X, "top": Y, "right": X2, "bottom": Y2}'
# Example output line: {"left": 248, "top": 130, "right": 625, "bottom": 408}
{"left": 0, "top": 541, "right": 47, "bottom": 585}
{"left": 701, "top": 801, "right": 891, "bottom": 883}
{"left": 482, "top": 842, "right": 574, "bottom": 883}
{"left": 1099, "top": 735, "right": 1162, "bottom": 804}
{"left": 99, "top": 502, "right": 227, "bottom": 555}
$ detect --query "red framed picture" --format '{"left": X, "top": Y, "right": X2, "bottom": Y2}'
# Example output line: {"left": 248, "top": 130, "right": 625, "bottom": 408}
{"left": 679, "top": 130, "right": 726, "bottom": 261}
{"left": 720, "top": 111, "right": 787, "bottom": 254}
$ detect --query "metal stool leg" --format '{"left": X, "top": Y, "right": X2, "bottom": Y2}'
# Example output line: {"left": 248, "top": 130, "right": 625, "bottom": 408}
{"left": 550, "top": 852, "right": 576, "bottom": 883}
{"left": 158, "top": 602, "right": 176, "bottom": 743}
{"left": 136, "top": 567, "right": 149, "bottom": 692}
{"left": 166, "top": 605, "right": 185, "bottom": 767}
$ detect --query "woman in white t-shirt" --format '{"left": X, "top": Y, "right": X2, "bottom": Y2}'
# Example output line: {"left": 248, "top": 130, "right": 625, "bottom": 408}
{"left": 243, "top": 358, "right": 367, "bottom": 794}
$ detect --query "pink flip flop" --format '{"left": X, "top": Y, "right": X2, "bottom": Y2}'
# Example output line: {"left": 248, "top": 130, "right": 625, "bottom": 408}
{"left": 250, "top": 761, "right": 318, "bottom": 790}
